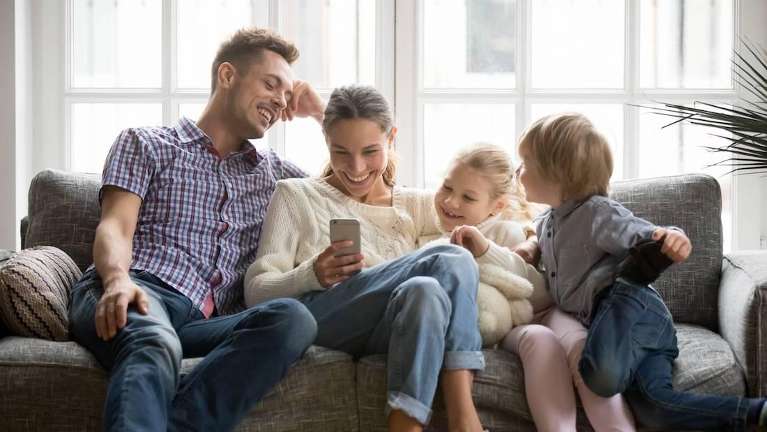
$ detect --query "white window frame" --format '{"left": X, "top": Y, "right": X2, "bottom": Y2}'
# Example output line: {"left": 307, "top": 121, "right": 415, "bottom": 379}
{"left": 15, "top": 0, "right": 767, "bottom": 251}
{"left": 394, "top": 0, "right": 765, "bottom": 250}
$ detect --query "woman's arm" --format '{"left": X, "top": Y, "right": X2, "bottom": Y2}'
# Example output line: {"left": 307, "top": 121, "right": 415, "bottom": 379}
{"left": 244, "top": 181, "right": 324, "bottom": 307}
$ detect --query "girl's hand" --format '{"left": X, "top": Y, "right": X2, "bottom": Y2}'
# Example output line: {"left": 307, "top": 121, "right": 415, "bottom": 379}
{"left": 653, "top": 228, "right": 692, "bottom": 263}
{"left": 512, "top": 239, "right": 541, "bottom": 266}
{"left": 282, "top": 80, "right": 325, "bottom": 123}
{"left": 450, "top": 225, "right": 490, "bottom": 257}
{"left": 313, "top": 240, "right": 365, "bottom": 288}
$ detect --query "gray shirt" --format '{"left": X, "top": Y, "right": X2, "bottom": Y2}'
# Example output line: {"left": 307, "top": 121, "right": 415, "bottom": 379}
{"left": 536, "top": 195, "right": 659, "bottom": 324}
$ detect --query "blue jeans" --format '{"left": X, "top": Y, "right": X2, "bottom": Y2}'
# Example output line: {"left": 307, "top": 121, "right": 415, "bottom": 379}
{"left": 579, "top": 278, "right": 751, "bottom": 431}
{"left": 69, "top": 269, "right": 317, "bottom": 432}
{"left": 299, "top": 244, "right": 484, "bottom": 425}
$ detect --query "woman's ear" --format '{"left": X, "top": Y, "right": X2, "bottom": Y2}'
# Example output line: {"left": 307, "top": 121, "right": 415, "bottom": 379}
{"left": 387, "top": 126, "right": 398, "bottom": 146}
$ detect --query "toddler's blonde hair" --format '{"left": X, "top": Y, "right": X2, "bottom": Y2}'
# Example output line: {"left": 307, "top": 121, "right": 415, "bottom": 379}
{"left": 451, "top": 143, "right": 537, "bottom": 223}
{"left": 518, "top": 113, "right": 612, "bottom": 200}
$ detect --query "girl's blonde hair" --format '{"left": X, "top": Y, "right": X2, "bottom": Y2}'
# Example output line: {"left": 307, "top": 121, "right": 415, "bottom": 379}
{"left": 452, "top": 143, "right": 537, "bottom": 223}
{"left": 518, "top": 113, "right": 612, "bottom": 200}
{"left": 320, "top": 85, "right": 398, "bottom": 186}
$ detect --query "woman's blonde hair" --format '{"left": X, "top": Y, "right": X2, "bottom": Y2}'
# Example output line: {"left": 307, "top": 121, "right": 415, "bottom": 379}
{"left": 517, "top": 113, "right": 613, "bottom": 200}
{"left": 452, "top": 143, "right": 537, "bottom": 223}
{"left": 320, "top": 85, "right": 397, "bottom": 186}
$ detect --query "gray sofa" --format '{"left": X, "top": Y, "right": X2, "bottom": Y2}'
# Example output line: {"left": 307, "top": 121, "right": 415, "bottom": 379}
{"left": 1, "top": 169, "right": 766, "bottom": 431}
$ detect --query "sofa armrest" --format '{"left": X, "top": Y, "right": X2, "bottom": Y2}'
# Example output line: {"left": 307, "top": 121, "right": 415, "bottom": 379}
{"left": 20, "top": 217, "right": 28, "bottom": 249}
{"left": 719, "top": 250, "right": 767, "bottom": 397}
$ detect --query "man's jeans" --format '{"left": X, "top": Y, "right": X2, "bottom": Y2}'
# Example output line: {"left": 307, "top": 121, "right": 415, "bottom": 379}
{"left": 299, "top": 244, "right": 485, "bottom": 425}
{"left": 69, "top": 269, "right": 317, "bottom": 432}
{"left": 579, "top": 278, "right": 751, "bottom": 431}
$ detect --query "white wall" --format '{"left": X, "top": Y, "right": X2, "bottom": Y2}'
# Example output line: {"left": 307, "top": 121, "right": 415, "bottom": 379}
{"left": 0, "top": 0, "right": 16, "bottom": 250}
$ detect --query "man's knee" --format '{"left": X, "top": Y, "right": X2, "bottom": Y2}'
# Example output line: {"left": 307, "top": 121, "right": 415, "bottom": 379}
{"left": 237, "top": 298, "right": 317, "bottom": 356}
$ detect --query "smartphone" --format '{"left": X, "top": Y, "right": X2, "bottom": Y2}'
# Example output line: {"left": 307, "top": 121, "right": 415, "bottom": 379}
{"left": 329, "top": 218, "right": 361, "bottom": 257}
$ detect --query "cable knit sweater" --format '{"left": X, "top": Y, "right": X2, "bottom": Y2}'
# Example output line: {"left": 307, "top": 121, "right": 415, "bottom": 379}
{"left": 244, "top": 177, "right": 440, "bottom": 306}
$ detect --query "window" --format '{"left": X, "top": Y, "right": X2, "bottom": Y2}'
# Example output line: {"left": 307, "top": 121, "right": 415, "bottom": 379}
{"left": 398, "top": 0, "right": 736, "bottom": 249}
{"left": 65, "top": 0, "right": 385, "bottom": 176}
{"left": 54, "top": 0, "right": 743, "bottom": 249}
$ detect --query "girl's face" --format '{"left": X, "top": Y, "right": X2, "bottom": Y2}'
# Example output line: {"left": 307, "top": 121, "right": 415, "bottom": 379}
{"left": 325, "top": 118, "right": 395, "bottom": 202}
{"left": 518, "top": 149, "right": 562, "bottom": 207}
{"left": 435, "top": 163, "right": 506, "bottom": 231}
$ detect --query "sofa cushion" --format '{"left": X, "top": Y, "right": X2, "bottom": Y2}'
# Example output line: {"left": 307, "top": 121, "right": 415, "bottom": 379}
{"left": 355, "top": 324, "right": 745, "bottom": 432}
{"left": 0, "top": 338, "right": 359, "bottom": 432}
{"left": 611, "top": 174, "right": 722, "bottom": 329}
{"left": 25, "top": 170, "right": 101, "bottom": 271}
{"left": 0, "top": 247, "right": 81, "bottom": 341}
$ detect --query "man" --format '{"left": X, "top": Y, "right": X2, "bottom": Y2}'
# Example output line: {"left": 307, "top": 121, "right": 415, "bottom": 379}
{"left": 68, "top": 28, "right": 325, "bottom": 431}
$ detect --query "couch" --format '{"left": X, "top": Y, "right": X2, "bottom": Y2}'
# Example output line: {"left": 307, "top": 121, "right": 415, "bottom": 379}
{"left": 1, "top": 169, "right": 765, "bottom": 431}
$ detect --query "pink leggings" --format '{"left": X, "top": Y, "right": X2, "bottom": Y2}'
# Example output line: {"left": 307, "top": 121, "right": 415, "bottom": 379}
{"left": 501, "top": 307, "right": 635, "bottom": 432}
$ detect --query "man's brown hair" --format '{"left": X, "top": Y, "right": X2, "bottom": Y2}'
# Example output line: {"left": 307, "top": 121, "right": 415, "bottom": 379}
{"left": 210, "top": 27, "right": 299, "bottom": 93}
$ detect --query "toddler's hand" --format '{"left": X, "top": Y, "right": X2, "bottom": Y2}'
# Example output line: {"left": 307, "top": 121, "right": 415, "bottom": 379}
{"left": 450, "top": 225, "right": 489, "bottom": 257}
{"left": 512, "top": 239, "right": 541, "bottom": 266}
{"left": 653, "top": 228, "right": 692, "bottom": 263}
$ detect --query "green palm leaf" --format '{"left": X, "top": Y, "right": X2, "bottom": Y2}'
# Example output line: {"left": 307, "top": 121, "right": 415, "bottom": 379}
{"left": 635, "top": 42, "right": 767, "bottom": 174}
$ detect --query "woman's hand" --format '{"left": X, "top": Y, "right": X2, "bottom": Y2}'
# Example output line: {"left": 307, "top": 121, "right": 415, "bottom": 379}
{"left": 313, "top": 240, "right": 365, "bottom": 288}
{"left": 283, "top": 80, "right": 325, "bottom": 123}
{"left": 512, "top": 239, "right": 541, "bottom": 266}
{"left": 450, "top": 225, "right": 490, "bottom": 257}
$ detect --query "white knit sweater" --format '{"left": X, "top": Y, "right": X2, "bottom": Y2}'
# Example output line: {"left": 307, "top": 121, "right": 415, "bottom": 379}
{"left": 244, "top": 177, "right": 440, "bottom": 306}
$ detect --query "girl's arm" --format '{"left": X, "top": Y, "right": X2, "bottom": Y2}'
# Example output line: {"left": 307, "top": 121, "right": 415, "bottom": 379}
{"left": 244, "top": 181, "right": 324, "bottom": 307}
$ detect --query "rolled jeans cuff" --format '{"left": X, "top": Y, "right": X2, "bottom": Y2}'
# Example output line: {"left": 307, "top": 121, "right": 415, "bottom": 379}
{"left": 386, "top": 391, "right": 433, "bottom": 425}
{"left": 443, "top": 350, "right": 485, "bottom": 370}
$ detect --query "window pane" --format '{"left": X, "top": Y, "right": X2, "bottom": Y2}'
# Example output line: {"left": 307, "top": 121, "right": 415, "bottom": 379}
{"left": 530, "top": 104, "right": 624, "bottom": 179}
{"left": 423, "top": 104, "right": 516, "bottom": 189}
{"left": 423, "top": 0, "right": 516, "bottom": 89}
{"left": 280, "top": 0, "right": 376, "bottom": 89}
{"left": 177, "top": 0, "right": 268, "bottom": 90}
{"left": 640, "top": 0, "right": 733, "bottom": 89}
{"left": 178, "top": 102, "right": 207, "bottom": 122}
{"left": 71, "top": 0, "right": 161, "bottom": 88}
{"left": 638, "top": 105, "right": 733, "bottom": 250}
{"left": 285, "top": 118, "right": 328, "bottom": 176}
{"left": 531, "top": 0, "right": 624, "bottom": 88}
{"left": 71, "top": 103, "right": 162, "bottom": 173}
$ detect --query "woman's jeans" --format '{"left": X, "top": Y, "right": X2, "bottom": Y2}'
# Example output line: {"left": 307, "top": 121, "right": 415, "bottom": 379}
{"left": 69, "top": 269, "right": 317, "bottom": 432}
{"left": 299, "top": 244, "right": 485, "bottom": 425}
{"left": 579, "top": 278, "right": 752, "bottom": 431}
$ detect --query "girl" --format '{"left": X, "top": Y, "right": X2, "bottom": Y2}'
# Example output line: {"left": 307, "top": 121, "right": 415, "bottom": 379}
{"left": 245, "top": 85, "right": 485, "bottom": 432}
{"left": 434, "top": 144, "right": 636, "bottom": 432}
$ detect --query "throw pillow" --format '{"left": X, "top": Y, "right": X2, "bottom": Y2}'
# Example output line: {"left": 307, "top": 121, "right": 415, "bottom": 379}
{"left": 0, "top": 246, "right": 82, "bottom": 341}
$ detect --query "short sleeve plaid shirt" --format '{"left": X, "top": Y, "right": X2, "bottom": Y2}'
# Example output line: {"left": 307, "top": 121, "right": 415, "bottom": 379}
{"left": 100, "top": 117, "right": 306, "bottom": 316}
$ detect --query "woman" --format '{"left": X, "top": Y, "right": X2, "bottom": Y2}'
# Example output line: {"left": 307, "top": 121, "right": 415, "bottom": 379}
{"left": 244, "top": 85, "right": 485, "bottom": 432}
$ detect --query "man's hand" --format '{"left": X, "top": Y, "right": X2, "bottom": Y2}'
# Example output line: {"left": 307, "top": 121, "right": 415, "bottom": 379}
{"left": 450, "top": 225, "right": 490, "bottom": 257}
{"left": 283, "top": 80, "right": 325, "bottom": 123}
{"left": 95, "top": 274, "right": 150, "bottom": 341}
{"left": 512, "top": 239, "right": 541, "bottom": 266}
{"left": 653, "top": 227, "right": 692, "bottom": 263}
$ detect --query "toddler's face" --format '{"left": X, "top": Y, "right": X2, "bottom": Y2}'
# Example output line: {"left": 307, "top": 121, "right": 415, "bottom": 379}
{"left": 518, "top": 150, "right": 560, "bottom": 206}
{"left": 434, "top": 163, "right": 504, "bottom": 231}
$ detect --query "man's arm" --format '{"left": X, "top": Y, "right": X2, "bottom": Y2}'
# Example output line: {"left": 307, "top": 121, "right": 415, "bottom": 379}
{"left": 282, "top": 80, "right": 325, "bottom": 124}
{"left": 92, "top": 186, "right": 149, "bottom": 341}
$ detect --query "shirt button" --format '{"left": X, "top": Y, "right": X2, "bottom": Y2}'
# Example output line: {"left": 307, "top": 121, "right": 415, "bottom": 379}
{"left": 210, "top": 270, "right": 222, "bottom": 286}
{"left": 547, "top": 231, "right": 552, "bottom": 237}
{"left": 550, "top": 272, "right": 556, "bottom": 278}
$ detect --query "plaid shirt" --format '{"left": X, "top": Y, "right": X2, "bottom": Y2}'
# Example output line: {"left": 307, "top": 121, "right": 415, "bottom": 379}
{"left": 101, "top": 117, "right": 306, "bottom": 316}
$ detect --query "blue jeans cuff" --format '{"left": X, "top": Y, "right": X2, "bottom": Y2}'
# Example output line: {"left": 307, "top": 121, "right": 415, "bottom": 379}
{"left": 443, "top": 350, "right": 485, "bottom": 370}
{"left": 386, "top": 391, "right": 433, "bottom": 425}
